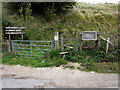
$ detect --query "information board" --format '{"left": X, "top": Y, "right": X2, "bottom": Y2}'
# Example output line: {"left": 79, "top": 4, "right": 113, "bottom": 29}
{"left": 82, "top": 31, "right": 97, "bottom": 40}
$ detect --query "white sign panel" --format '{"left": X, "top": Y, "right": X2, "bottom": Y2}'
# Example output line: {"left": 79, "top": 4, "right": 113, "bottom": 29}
{"left": 54, "top": 36, "right": 58, "bottom": 41}
{"left": 5, "top": 27, "right": 25, "bottom": 35}
{"left": 82, "top": 31, "right": 97, "bottom": 40}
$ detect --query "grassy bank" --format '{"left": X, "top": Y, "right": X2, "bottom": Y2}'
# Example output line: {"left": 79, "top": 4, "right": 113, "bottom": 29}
{"left": 2, "top": 3, "right": 118, "bottom": 45}
{"left": 2, "top": 2, "right": 118, "bottom": 73}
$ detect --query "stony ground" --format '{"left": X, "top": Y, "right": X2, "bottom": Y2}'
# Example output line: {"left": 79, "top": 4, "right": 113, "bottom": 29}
{"left": 0, "top": 64, "right": 118, "bottom": 88}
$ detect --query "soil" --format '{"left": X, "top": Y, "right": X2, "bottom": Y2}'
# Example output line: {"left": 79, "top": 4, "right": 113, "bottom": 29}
{"left": 0, "top": 64, "right": 118, "bottom": 88}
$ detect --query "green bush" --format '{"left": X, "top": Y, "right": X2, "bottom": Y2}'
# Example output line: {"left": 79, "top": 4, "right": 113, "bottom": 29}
{"left": 48, "top": 50, "right": 61, "bottom": 58}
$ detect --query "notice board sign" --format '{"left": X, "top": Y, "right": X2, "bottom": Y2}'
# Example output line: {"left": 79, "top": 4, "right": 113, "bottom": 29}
{"left": 5, "top": 27, "right": 25, "bottom": 34}
{"left": 82, "top": 31, "right": 97, "bottom": 40}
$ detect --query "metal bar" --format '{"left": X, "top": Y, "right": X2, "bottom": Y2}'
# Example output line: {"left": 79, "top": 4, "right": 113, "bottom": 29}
{"left": 52, "top": 40, "right": 54, "bottom": 49}
{"left": 14, "top": 43, "right": 30, "bottom": 56}
{"left": 33, "top": 45, "right": 51, "bottom": 47}
{"left": 14, "top": 53, "right": 44, "bottom": 57}
{"left": 30, "top": 41, "right": 32, "bottom": 57}
{"left": 13, "top": 43, "right": 30, "bottom": 46}
{"left": 14, "top": 44, "right": 51, "bottom": 47}
{"left": 32, "top": 43, "right": 45, "bottom": 54}
{"left": 63, "top": 39, "right": 76, "bottom": 41}
{"left": 15, "top": 54, "right": 30, "bottom": 56}
{"left": 13, "top": 51, "right": 31, "bottom": 53}
{"left": 13, "top": 48, "right": 30, "bottom": 50}
{"left": 12, "top": 40, "right": 52, "bottom": 43}
{"left": 32, "top": 41, "right": 52, "bottom": 43}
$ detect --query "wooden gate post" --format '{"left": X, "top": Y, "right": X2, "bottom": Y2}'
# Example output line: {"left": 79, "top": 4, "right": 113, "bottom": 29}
{"left": 97, "top": 32, "right": 101, "bottom": 47}
{"left": 8, "top": 34, "right": 11, "bottom": 52}
{"left": 106, "top": 38, "right": 110, "bottom": 53}
{"left": 61, "top": 36, "right": 63, "bottom": 51}
{"left": 76, "top": 29, "right": 78, "bottom": 60}
{"left": 54, "top": 32, "right": 59, "bottom": 50}
{"left": 21, "top": 34, "right": 23, "bottom": 40}
{"left": 76, "top": 29, "right": 78, "bottom": 53}
{"left": 11, "top": 40, "right": 13, "bottom": 52}
{"left": 80, "top": 32, "right": 82, "bottom": 52}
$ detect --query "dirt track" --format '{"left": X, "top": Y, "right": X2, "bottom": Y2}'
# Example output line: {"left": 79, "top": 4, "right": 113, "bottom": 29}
{"left": 0, "top": 64, "right": 118, "bottom": 88}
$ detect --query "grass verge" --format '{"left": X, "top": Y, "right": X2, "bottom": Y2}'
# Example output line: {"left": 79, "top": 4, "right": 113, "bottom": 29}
{"left": 2, "top": 51, "right": 68, "bottom": 68}
{"left": 2, "top": 40, "right": 119, "bottom": 74}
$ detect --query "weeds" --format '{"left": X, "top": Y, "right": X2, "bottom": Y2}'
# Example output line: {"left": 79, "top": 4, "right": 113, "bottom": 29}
{"left": 2, "top": 51, "right": 68, "bottom": 68}
{"left": 2, "top": 3, "right": 118, "bottom": 73}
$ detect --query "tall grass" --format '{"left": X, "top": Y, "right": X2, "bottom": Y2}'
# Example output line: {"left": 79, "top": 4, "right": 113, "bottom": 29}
{"left": 2, "top": 2, "right": 118, "bottom": 73}
{"left": 2, "top": 3, "right": 118, "bottom": 45}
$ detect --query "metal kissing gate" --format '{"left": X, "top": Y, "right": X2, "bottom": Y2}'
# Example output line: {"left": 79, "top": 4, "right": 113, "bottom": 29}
{"left": 11, "top": 40, "right": 54, "bottom": 57}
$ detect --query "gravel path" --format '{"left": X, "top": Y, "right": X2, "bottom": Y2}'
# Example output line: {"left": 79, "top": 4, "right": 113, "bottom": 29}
{"left": 0, "top": 64, "right": 118, "bottom": 88}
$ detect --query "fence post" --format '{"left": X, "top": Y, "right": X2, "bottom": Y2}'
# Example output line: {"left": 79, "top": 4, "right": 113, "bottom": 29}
{"left": 76, "top": 29, "right": 78, "bottom": 60}
{"left": 21, "top": 34, "right": 23, "bottom": 40}
{"left": 52, "top": 40, "right": 54, "bottom": 49}
{"left": 11, "top": 40, "right": 13, "bottom": 52}
{"left": 30, "top": 41, "right": 32, "bottom": 57}
{"left": 80, "top": 32, "right": 82, "bottom": 52}
{"left": 106, "top": 38, "right": 110, "bottom": 53}
{"left": 54, "top": 32, "right": 59, "bottom": 50}
{"left": 76, "top": 29, "right": 78, "bottom": 53}
{"left": 61, "top": 36, "right": 63, "bottom": 51}
{"left": 8, "top": 34, "right": 11, "bottom": 52}
{"left": 97, "top": 32, "right": 101, "bottom": 47}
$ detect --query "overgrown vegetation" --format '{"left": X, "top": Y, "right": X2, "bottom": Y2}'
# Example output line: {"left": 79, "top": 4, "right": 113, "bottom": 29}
{"left": 2, "top": 43, "right": 118, "bottom": 73}
{"left": 2, "top": 51, "right": 68, "bottom": 68}
{"left": 2, "top": 2, "right": 118, "bottom": 73}
{"left": 2, "top": 2, "right": 118, "bottom": 43}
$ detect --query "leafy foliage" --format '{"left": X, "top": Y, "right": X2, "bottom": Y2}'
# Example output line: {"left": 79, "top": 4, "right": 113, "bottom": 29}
{"left": 2, "top": 2, "right": 118, "bottom": 73}
{"left": 7, "top": 2, "right": 76, "bottom": 20}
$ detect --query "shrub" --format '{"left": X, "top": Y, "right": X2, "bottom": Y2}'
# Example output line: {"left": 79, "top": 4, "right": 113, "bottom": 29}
{"left": 47, "top": 49, "right": 61, "bottom": 58}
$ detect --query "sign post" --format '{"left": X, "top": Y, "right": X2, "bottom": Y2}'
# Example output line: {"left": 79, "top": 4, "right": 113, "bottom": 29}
{"left": 106, "top": 38, "right": 110, "bottom": 53}
{"left": 5, "top": 27, "right": 25, "bottom": 52}
{"left": 54, "top": 32, "right": 59, "bottom": 50}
